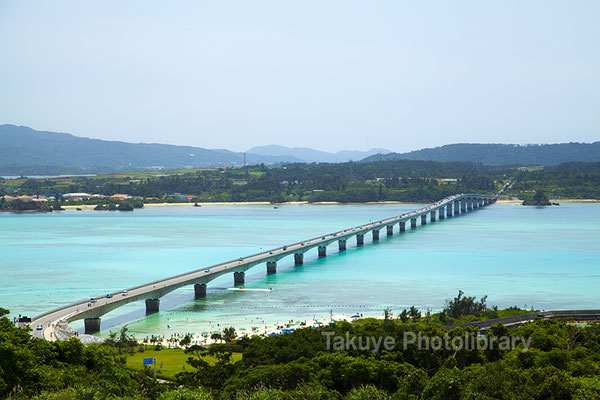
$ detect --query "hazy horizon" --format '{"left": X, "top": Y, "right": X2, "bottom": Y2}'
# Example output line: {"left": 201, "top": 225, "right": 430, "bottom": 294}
{"left": 4, "top": 124, "right": 599, "bottom": 156}
{"left": 1, "top": 1, "right": 599, "bottom": 153}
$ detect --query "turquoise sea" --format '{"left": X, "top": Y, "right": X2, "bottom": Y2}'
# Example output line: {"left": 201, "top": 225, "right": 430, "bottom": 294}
{"left": 1, "top": 202, "right": 598, "bottom": 337}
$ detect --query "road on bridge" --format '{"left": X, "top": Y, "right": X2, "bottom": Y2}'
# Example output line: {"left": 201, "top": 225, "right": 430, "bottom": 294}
{"left": 28, "top": 193, "right": 496, "bottom": 339}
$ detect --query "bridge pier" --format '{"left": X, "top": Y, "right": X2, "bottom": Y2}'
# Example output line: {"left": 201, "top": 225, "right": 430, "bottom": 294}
{"left": 386, "top": 225, "right": 394, "bottom": 236}
{"left": 468, "top": 199, "right": 473, "bottom": 210}
{"left": 411, "top": 218, "right": 417, "bottom": 229}
{"left": 356, "top": 234, "right": 364, "bottom": 246}
{"left": 294, "top": 253, "right": 304, "bottom": 265}
{"left": 454, "top": 201, "right": 460, "bottom": 215}
{"left": 421, "top": 214, "right": 427, "bottom": 225}
{"left": 267, "top": 261, "right": 277, "bottom": 274}
{"left": 372, "top": 230, "right": 379, "bottom": 241}
{"left": 461, "top": 199, "right": 467, "bottom": 212}
{"left": 84, "top": 317, "right": 101, "bottom": 334}
{"left": 338, "top": 239, "right": 347, "bottom": 251}
{"left": 318, "top": 245, "right": 327, "bottom": 257}
{"left": 145, "top": 298, "right": 160, "bottom": 313}
{"left": 446, "top": 204, "right": 453, "bottom": 217}
{"left": 439, "top": 208, "right": 445, "bottom": 220}
{"left": 430, "top": 210, "right": 436, "bottom": 221}
{"left": 234, "top": 271, "right": 245, "bottom": 285}
{"left": 399, "top": 221, "right": 406, "bottom": 232}
{"left": 194, "top": 283, "right": 207, "bottom": 298}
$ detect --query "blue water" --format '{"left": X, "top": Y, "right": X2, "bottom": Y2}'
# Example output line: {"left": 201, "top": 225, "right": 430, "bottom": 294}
{"left": 1, "top": 203, "right": 598, "bottom": 337}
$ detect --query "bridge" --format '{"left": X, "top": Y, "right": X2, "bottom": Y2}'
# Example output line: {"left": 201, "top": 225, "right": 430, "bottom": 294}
{"left": 29, "top": 193, "right": 496, "bottom": 339}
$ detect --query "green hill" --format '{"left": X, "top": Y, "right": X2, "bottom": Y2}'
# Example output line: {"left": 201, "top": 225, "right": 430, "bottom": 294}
{"left": 362, "top": 142, "right": 600, "bottom": 166}
{"left": 0, "top": 125, "right": 294, "bottom": 175}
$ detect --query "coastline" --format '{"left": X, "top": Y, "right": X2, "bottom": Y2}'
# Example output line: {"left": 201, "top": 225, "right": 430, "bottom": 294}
{"left": 61, "top": 201, "right": 415, "bottom": 210}
{"left": 130, "top": 312, "right": 380, "bottom": 348}
{"left": 554, "top": 199, "right": 600, "bottom": 202}
{"left": 57, "top": 198, "right": 599, "bottom": 211}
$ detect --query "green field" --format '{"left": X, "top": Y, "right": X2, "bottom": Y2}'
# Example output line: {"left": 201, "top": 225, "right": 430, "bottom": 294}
{"left": 125, "top": 348, "right": 242, "bottom": 380}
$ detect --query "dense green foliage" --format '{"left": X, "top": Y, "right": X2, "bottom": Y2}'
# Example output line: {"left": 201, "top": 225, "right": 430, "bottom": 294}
{"left": 2, "top": 159, "right": 600, "bottom": 204}
{"left": 1, "top": 160, "right": 505, "bottom": 204}
{"left": 370, "top": 142, "right": 600, "bottom": 166}
{"left": 3, "top": 296, "right": 600, "bottom": 399}
{"left": 0, "top": 311, "right": 163, "bottom": 399}
{"left": 0, "top": 199, "right": 54, "bottom": 212}
{"left": 512, "top": 163, "right": 600, "bottom": 200}
{"left": 522, "top": 190, "right": 552, "bottom": 206}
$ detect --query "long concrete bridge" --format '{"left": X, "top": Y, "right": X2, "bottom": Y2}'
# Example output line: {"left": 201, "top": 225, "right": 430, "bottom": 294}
{"left": 30, "top": 193, "right": 496, "bottom": 338}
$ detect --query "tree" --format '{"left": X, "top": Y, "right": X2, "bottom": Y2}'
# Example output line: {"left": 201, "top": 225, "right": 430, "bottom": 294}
{"left": 398, "top": 309, "right": 410, "bottom": 323}
{"left": 180, "top": 334, "right": 192, "bottom": 347}
{"left": 222, "top": 327, "right": 236, "bottom": 343}
{"left": 383, "top": 307, "right": 393, "bottom": 323}
{"left": 533, "top": 190, "right": 550, "bottom": 205}
{"left": 443, "top": 290, "right": 487, "bottom": 319}
{"left": 409, "top": 306, "right": 421, "bottom": 321}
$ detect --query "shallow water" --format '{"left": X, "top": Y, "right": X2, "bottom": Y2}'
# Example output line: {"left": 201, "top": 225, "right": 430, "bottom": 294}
{"left": 1, "top": 202, "right": 598, "bottom": 337}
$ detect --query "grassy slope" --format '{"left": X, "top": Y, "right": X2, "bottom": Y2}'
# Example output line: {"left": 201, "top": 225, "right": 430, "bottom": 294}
{"left": 125, "top": 348, "right": 242, "bottom": 380}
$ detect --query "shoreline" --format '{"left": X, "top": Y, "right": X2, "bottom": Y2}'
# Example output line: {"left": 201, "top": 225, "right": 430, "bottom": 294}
{"left": 130, "top": 312, "right": 381, "bottom": 348}
{"left": 59, "top": 198, "right": 600, "bottom": 211}
{"left": 61, "top": 201, "right": 432, "bottom": 210}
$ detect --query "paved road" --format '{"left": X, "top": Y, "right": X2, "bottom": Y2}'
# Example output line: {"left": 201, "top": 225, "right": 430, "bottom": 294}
{"left": 443, "top": 310, "right": 600, "bottom": 331}
{"left": 29, "top": 193, "right": 495, "bottom": 339}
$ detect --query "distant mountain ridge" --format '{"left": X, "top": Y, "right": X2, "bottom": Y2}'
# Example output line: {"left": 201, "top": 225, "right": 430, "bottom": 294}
{"left": 247, "top": 145, "right": 390, "bottom": 163}
{"left": 2, "top": 125, "right": 598, "bottom": 175}
{"left": 362, "top": 143, "right": 600, "bottom": 166}
{"left": 0, "top": 125, "right": 299, "bottom": 175}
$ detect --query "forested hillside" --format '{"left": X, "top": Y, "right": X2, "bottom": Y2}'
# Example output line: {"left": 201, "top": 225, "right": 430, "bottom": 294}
{"left": 0, "top": 125, "right": 294, "bottom": 174}
{"left": 3, "top": 160, "right": 599, "bottom": 204}
{"left": 2, "top": 297, "right": 600, "bottom": 399}
{"left": 1, "top": 160, "right": 506, "bottom": 204}
{"left": 512, "top": 162, "right": 600, "bottom": 199}
{"left": 365, "top": 143, "right": 600, "bottom": 166}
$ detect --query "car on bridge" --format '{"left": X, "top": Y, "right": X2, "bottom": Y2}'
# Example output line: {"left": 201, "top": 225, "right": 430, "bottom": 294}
{"left": 122, "top": 290, "right": 128, "bottom": 296}
{"left": 36, "top": 324, "right": 43, "bottom": 330}
{"left": 90, "top": 297, "right": 97, "bottom": 303}
{"left": 204, "top": 269, "right": 210, "bottom": 273}
{"left": 106, "top": 294, "right": 113, "bottom": 299}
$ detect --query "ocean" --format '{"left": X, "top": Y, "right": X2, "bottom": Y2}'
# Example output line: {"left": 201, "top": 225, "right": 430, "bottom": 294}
{"left": 1, "top": 202, "right": 598, "bottom": 337}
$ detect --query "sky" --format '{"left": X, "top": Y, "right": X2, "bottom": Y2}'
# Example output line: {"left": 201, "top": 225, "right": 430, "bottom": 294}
{"left": 1, "top": 1, "right": 599, "bottom": 153}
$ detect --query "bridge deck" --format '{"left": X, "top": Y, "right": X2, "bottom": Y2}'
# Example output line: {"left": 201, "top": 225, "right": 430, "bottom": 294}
{"left": 29, "top": 193, "right": 495, "bottom": 339}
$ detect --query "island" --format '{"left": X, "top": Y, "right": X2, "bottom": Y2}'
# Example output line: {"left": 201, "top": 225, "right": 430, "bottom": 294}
{"left": 522, "top": 190, "right": 553, "bottom": 206}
